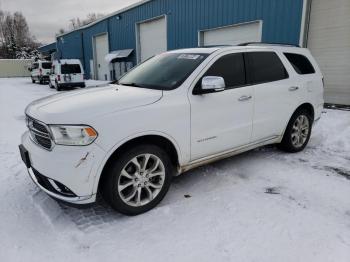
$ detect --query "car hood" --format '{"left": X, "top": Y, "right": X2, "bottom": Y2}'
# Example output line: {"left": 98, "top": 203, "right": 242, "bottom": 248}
{"left": 26, "top": 85, "right": 163, "bottom": 124}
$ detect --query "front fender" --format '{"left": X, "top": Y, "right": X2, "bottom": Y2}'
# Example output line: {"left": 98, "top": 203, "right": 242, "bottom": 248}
{"left": 91, "top": 130, "right": 183, "bottom": 195}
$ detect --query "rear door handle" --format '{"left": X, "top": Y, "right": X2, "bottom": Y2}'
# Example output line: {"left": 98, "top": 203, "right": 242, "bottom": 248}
{"left": 289, "top": 86, "right": 299, "bottom": 91}
{"left": 238, "top": 95, "right": 252, "bottom": 102}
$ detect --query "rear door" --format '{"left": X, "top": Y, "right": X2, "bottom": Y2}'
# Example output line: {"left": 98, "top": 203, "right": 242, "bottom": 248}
{"left": 41, "top": 62, "right": 52, "bottom": 76}
{"left": 49, "top": 64, "right": 55, "bottom": 84}
{"left": 61, "top": 63, "right": 83, "bottom": 83}
{"left": 245, "top": 51, "right": 303, "bottom": 142}
{"left": 31, "top": 63, "right": 39, "bottom": 78}
{"left": 189, "top": 52, "right": 254, "bottom": 160}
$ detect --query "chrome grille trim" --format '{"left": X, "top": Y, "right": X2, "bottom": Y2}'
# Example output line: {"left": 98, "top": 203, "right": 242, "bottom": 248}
{"left": 26, "top": 116, "right": 54, "bottom": 151}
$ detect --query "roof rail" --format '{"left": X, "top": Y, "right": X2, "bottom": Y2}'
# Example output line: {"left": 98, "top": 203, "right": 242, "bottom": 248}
{"left": 237, "top": 42, "right": 300, "bottom": 48}
{"left": 200, "top": 44, "right": 233, "bottom": 48}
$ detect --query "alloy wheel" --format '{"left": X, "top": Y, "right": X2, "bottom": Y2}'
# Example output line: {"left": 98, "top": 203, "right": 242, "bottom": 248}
{"left": 291, "top": 115, "right": 310, "bottom": 148}
{"left": 117, "top": 154, "right": 166, "bottom": 207}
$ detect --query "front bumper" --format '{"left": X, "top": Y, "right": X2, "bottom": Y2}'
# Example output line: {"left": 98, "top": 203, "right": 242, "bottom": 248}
{"left": 20, "top": 131, "right": 106, "bottom": 204}
{"left": 27, "top": 167, "right": 94, "bottom": 203}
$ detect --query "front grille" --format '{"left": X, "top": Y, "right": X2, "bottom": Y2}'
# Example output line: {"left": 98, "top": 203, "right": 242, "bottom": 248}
{"left": 26, "top": 116, "right": 53, "bottom": 150}
{"left": 32, "top": 168, "right": 77, "bottom": 197}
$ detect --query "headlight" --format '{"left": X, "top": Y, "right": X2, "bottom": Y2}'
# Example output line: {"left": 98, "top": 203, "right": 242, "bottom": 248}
{"left": 49, "top": 125, "right": 98, "bottom": 146}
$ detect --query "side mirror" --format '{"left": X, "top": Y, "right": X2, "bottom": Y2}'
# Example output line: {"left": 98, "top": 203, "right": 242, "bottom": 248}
{"left": 201, "top": 76, "right": 225, "bottom": 93}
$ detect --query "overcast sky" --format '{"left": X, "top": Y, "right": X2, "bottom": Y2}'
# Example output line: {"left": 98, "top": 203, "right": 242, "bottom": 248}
{"left": 0, "top": 0, "right": 141, "bottom": 44}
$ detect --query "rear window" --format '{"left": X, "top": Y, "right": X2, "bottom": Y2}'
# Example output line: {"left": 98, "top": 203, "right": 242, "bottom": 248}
{"left": 245, "top": 52, "right": 288, "bottom": 85}
{"left": 41, "top": 62, "right": 52, "bottom": 69}
{"left": 61, "top": 64, "right": 82, "bottom": 74}
{"left": 284, "top": 53, "right": 315, "bottom": 75}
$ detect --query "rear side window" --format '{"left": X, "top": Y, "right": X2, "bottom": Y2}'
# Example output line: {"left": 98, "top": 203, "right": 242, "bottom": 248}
{"left": 42, "top": 62, "right": 52, "bottom": 69}
{"left": 284, "top": 53, "right": 315, "bottom": 75}
{"left": 202, "top": 53, "right": 246, "bottom": 89}
{"left": 61, "top": 64, "right": 81, "bottom": 74}
{"left": 32, "top": 63, "right": 39, "bottom": 69}
{"left": 245, "top": 52, "right": 288, "bottom": 85}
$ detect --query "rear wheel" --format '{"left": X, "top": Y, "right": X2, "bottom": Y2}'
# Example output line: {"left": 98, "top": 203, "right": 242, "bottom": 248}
{"left": 279, "top": 109, "right": 312, "bottom": 153}
{"left": 39, "top": 78, "right": 43, "bottom": 85}
{"left": 31, "top": 77, "right": 35, "bottom": 83}
{"left": 100, "top": 144, "right": 173, "bottom": 216}
{"left": 55, "top": 81, "right": 62, "bottom": 91}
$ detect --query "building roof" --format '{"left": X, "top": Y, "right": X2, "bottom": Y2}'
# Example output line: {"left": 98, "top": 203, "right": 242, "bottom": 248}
{"left": 38, "top": 42, "right": 57, "bottom": 53}
{"left": 57, "top": 0, "right": 153, "bottom": 38}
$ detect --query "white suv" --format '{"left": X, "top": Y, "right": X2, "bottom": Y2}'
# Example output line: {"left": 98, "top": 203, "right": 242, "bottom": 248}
{"left": 49, "top": 59, "right": 85, "bottom": 91}
{"left": 30, "top": 60, "right": 52, "bottom": 84}
{"left": 20, "top": 44, "right": 324, "bottom": 215}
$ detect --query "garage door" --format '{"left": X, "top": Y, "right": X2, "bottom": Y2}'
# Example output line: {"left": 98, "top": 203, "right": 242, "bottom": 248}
{"left": 138, "top": 17, "right": 167, "bottom": 62}
{"left": 308, "top": 0, "right": 350, "bottom": 105}
{"left": 200, "top": 21, "right": 262, "bottom": 46}
{"left": 94, "top": 34, "right": 109, "bottom": 81}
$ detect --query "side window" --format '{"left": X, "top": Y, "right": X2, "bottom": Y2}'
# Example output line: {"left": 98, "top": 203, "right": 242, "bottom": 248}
{"left": 32, "top": 63, "right": 39, "bottom": 69}
{"left": 245, "top": 52, "right": 288, "bottom": 85}
{"left": 198, "top": 53, "right": 246, "bottom": 90}
{"left": 284, "top": 53, "right": 315, "bottom": 75}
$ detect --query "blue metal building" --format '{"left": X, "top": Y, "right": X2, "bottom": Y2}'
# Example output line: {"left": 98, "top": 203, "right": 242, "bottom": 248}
{"left": 43, "top": 0, "right": 307, "bottom": 81}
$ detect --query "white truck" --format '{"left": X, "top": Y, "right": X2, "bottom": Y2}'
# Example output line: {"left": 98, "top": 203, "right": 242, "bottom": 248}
{"left": 20, "top": 44, "right": 324, "bottom": 215}
{"left": 49, "top": 59, "right": 85, "bottom": 91}
{"left": 30, "top": 60, "right": 52, "bottom": 84}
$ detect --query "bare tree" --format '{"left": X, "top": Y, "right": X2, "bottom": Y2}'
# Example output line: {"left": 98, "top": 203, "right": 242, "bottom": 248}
{"left": 68, "top": 13, "right": 104, "bottom": 30}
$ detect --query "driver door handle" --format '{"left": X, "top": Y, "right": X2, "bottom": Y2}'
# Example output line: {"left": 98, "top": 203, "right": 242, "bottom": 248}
{"left": 238, "top": 95, "right": 252, "bottom": 102}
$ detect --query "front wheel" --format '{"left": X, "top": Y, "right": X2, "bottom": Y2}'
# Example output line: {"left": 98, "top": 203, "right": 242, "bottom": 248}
{"left": 100, "top": 145, "right": 173, "bottom": 216}
{"left": 279, "top": 109, "right": 312, "bottom": 153}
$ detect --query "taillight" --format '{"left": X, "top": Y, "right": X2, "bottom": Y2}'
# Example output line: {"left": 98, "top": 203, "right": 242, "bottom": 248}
{"left": 39, "top": 68, "right": 42, "bottom": 75}
{"left": 57, "top": 75, "right": 61, "bottom": 81}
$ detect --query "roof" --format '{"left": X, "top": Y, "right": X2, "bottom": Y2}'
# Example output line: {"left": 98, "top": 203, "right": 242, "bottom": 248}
{"left": 38, "top": 42, "right": 56, "bottom": 49}
{"left": 57, "top": 0, "right": 153, "bottom": 38}
{"left": 38, "top": 42, "right": 57, "bottom": 53}
{"left": 105, "top": 49, "right": 134, "bottom": 62}
{"left": 168, "top": 44, "right": 304, "bottom": 55}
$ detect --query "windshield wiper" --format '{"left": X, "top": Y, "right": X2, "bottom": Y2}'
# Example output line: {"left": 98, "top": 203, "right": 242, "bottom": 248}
{"left": 119, "top": 82, "right": 142, "bottom": 87}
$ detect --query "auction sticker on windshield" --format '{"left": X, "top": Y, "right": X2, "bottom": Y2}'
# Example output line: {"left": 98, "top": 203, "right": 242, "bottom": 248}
{"left": 177, "top": 54, "right": 201, "bottom": 60}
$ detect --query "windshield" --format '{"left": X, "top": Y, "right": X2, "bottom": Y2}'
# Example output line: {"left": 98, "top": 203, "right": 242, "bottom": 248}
{"left": 42, "top": 62, "right": 52, "bottom": 69}
{"left": 118, "top": 53, "right": 208, "bottom": 90}
{"left": 61, "top": 64, "right": 81, "bottom": 74}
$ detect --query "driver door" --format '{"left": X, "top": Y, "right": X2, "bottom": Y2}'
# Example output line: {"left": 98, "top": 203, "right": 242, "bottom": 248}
{"left": 189, "top": 52, "right": 254, "bottom": 161}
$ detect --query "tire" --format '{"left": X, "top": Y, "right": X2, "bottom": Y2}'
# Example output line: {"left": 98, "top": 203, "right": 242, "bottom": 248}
{"left": 278, "top": 109, "right": 313, "bottom": 153}
{"left": 31, "top": 78, "right": 35, "bottom": 83}
{"left": 49, "top": 81, "right": 54, "bottom": 89}
{"left": 100, "top": 144, "right": 174, "bottom": 216}
{"left": 39, "top": 78, "right": 43, "bottom": 85}
{"left": 81, "top": 83, "right": 86, "bottom": 88}
{"left": 55, "top": 82, "right": 62, "bottom": 91}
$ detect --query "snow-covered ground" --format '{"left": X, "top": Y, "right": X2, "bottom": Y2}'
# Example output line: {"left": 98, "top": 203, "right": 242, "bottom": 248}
{"left": 0, "top": 77, "right": 350, "bottom": 262}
